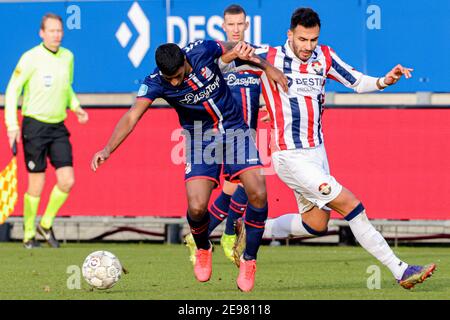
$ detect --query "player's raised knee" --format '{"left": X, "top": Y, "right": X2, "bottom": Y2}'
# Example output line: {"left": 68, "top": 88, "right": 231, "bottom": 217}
{"left": 188, "top": 202, "right": 209, "bottom": 220}
{"left": 246, "top": 188, "right": 267, "bottom": 208}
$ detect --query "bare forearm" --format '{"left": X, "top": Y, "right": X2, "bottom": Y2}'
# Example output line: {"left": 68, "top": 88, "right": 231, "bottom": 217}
{"left": 91, "top": 99, "right": 150, "bottom": 171}
{"left": 221, "top": 51, "right": 238, "bottom": 64}
{"left": 103, "top": 99, "right": 150, "bottom": 154}
{"left": 219, "top": 41, "right": 267, "bottom": 68}
{"left": 240, "top": 56, "right": 270, "bottom": 71}
{"left": 104, "top": 111, "right": 138, "bottom": 154}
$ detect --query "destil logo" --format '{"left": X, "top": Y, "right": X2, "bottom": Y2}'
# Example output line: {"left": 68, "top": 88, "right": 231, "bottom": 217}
{"left": 115, "top": 2, "right": 150, "bottom": 68}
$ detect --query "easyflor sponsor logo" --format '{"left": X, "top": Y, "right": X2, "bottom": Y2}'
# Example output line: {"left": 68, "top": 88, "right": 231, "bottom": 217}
{"left": 225, "top": 74, "right": 260, "bottom": 87}
{"left": 180, "top": 76, "right": 221, "bottom": 104}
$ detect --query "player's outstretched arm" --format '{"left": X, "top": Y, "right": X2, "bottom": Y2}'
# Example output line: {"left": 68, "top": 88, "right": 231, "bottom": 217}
{"left": 90, "top": 98, "right": 151, "bottom": 171}
{"left": 327, "top": 47, "right": 413, "bottom": 93}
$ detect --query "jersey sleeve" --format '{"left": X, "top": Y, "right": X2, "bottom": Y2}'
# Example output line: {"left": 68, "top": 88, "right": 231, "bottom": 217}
{"left": 4, "top": 51, "right": 35, "bottom": 131}
{"left": 254, "top": 45, "right": 270, "bottom": 61}
{"left": 326, "top": 47, "right": 363, "bottom": 89}
{"left": 184, "top": 40, "right": 224, "bottom": 62}
{"left": 204, "top": 40, "right": 224, "bottom": 59}
{"left": 67, "top": 52, "right": 81, "bottom": 111}
{"left": 136, "top": 74, "right": 162, "bottom": 104}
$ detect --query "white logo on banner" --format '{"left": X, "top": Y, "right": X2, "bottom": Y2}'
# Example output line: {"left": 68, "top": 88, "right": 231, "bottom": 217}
{"left": 115, "top": 2, "right": 150, "bottom": 68}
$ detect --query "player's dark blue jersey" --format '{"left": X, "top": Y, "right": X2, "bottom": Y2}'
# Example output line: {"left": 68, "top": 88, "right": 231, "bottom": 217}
{"left": 223, "top": 71, "right": 261, "bottom": 130}
{"left": 137, "top": 40, "right": 247, "bottom": 133}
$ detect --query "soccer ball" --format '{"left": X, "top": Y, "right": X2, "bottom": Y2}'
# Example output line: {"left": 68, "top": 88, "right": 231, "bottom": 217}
{"left": 82, "top": 251, "right": 122, "bottom": 289}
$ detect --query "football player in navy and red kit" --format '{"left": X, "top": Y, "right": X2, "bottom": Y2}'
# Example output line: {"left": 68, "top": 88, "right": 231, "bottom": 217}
{"left": 184, "top": 4, "right": 266, "bottom": 265}
{"left": 91, "top": 39, "right": 287, "bottom": 292}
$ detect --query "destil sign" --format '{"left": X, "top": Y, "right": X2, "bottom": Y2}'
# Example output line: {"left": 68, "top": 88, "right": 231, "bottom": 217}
{"left": 167, "top": 15, "right": 264, "bottom": 48}
{"left": 115, "top": 2, "right": 264, "bottom": 68}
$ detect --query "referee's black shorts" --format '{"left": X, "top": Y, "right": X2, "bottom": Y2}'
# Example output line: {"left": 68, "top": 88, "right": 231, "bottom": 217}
{"left": 21, "top": 116, "right": 73, "bottom": 173}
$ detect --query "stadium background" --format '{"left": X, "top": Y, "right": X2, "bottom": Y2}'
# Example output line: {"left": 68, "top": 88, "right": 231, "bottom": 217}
{"left": 0, "top": 0, "right": 449, "bottom": 223}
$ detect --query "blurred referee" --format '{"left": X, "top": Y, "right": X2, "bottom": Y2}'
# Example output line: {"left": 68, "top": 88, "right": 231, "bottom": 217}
{"left": 4, "top": 13, "right": 88, "bottom": 248}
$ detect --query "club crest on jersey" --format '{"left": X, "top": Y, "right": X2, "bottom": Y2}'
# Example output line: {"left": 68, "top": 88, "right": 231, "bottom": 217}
{"left": 311, "top": 61, "right": 323, "bottom": 75}
{"left": 200, "top": 66, "right": 214, "bottom": 81}
{"left": 318, "top": 183, "right": 331, "bottom": 195}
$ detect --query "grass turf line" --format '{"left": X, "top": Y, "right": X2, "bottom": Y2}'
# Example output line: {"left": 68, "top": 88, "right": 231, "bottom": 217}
{"left": 0, "top": 243, "right": 447, "bottom": 300}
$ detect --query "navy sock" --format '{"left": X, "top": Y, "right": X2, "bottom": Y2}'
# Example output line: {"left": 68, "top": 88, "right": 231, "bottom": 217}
{"left": 243, "top": 203, "right": 268, "bottom": 260}
{"left": 224, "top": 185, "right": 248, "bottom": 235}
{"left": 187, "top": 212, "right": 210, "bottom": 250}
{"left": 207, "top": 191, "right": 231, "bottom": 235}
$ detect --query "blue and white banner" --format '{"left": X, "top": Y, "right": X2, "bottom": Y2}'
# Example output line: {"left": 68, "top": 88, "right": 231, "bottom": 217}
{"left": 0, "top": 0, "right": 449, "bottom": 93}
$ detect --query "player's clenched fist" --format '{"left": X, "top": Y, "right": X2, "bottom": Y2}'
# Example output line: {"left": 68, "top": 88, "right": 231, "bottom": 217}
{"left": 91, "top": 148, "right": 110, "bottom": 172}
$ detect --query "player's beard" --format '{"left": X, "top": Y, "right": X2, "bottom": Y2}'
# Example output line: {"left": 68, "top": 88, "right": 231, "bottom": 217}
{"left": 290, "top": 41, "right": 312, "bottom": 62}
{"left": 299, "top": 50, "right": 312, "bottom": 61}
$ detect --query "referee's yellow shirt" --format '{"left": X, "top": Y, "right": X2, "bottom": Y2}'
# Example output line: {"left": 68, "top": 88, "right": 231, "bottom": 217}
{"left": 5, "top": 43, "right": 80, "bottom": 131}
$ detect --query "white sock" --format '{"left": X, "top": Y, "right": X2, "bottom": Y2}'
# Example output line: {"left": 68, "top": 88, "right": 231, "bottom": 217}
{"left": 263, "top": 213, "right": 314, "bottom": 238}
{"left": 348, "top": 210, "right": 408, "bottom": 280}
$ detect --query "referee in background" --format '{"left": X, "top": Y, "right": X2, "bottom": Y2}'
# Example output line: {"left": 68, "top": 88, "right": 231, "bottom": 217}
{"left": 4, "top": 13, "right": 88, "bottom": 248}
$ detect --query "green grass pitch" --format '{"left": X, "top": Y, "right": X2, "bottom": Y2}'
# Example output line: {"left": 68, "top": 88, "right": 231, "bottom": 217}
{"left": 0, "top": 243, "right": 447, "bottom": 300}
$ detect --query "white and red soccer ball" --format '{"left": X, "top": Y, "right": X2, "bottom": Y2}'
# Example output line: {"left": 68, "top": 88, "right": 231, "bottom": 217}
{"left": 82, "top": 251, "right": 122, "bottom": 289}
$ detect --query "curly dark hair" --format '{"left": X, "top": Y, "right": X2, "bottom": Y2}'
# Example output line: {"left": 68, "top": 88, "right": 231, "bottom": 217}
{"left": 290, "top": 8, "right": 321, "bottom": 30}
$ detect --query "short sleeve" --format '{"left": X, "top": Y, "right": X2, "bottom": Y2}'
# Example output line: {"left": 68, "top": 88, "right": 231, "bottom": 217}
{"left": 204, "top": 40, "right": 224, "bottom": 59}
{"left": 136, "top": 73, "right": 162, "bottom": 102}
{"left": 184, "top": 40, "right": 223, "bottom": 59}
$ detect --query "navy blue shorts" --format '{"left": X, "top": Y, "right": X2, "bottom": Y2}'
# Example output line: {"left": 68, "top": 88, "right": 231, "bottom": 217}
{"left": 184, "top": 130, "right": 262, "bottom": 186}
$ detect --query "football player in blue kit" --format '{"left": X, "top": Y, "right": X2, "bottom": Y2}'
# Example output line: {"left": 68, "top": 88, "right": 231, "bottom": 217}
{"left": 184, "top": 4, "right": 267, "bottom": 265}
{"left": 91, "top": 38, "right": 287, "bottom": 292}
